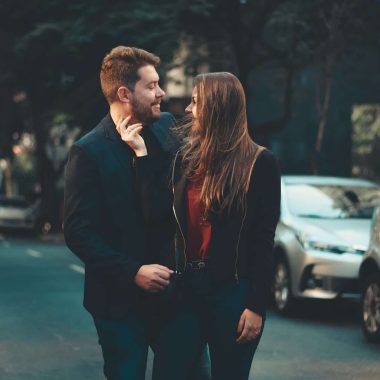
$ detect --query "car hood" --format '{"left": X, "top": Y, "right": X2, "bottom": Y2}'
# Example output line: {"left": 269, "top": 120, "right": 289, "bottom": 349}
{"left": 291, "top": 217, "right": 371, "bottom": 249}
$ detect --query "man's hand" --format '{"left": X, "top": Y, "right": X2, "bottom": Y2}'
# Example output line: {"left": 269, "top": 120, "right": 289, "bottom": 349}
{"left": 134, "top": 264, "right": 173, "bottom": 292}
{"left": 116, "top": 115, "right": 147, "bottom": 157}
{"left": 236, "top": 308, "right": 262, "bottom": 344}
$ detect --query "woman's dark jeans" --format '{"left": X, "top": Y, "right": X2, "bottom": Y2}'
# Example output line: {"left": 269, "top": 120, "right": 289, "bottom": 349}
{"left": 153, "top": 270, "right": 264, "bottom": 380}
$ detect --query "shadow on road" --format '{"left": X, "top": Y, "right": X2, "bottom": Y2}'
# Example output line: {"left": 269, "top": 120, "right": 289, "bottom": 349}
{"left": 269, "top": 298, "right": 360, "bottom": 324}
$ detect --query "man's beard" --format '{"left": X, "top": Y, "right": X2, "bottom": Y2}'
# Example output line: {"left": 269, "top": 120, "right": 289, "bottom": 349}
{"left": 130, "top": 97, "right": 160, "bottom": 125}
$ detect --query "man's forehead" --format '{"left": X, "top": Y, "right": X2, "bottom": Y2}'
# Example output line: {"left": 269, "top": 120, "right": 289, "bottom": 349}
{"left": 137, "top": 65, "right": 159, "bottom": 83}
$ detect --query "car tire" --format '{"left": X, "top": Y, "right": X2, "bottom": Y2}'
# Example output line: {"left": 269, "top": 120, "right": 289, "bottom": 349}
{"left": 361, "top": 272, "right": 380, "bottom": 343}
{"left": 273, "top": 256, "right": 296, "bottom": 315}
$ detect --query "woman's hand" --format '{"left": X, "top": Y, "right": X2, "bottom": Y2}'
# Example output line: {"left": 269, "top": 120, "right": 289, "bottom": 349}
{"left": 116, "top": 115, "right": 147, "bottom": 157}
{"left": 236, "top": 308, "right": 262, "bottom": 344}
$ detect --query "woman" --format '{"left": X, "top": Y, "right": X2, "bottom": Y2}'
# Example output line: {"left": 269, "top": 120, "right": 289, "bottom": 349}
{"left": 150, "top": 72, "right": 281, "bottom": 380}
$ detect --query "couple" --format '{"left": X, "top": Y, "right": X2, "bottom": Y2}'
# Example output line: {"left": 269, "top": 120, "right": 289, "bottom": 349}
{"left": 63, "top": 46, "right": 281, "bottom": 380}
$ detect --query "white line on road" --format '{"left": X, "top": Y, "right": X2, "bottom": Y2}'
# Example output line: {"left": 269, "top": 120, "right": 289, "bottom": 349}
{"left": 69, "top": 264, "right": 85, "bottom": 274}
{"left": 26, "top": 249, "right": 42, "bottom": 258}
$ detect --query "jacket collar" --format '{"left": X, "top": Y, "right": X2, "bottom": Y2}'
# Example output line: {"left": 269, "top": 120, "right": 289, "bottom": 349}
{"left": 103, "top": 113, "right": 156, "bottom": 140}
{"left": 103, "top": 113, "right": 120, "bottom": 140}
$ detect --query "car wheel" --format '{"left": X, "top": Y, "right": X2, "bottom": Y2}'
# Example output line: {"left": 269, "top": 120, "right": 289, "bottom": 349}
{"left": 361, "top": 273, "right": 380, "bottom": 343}
{"left": 273, "top": 257, "right": 295, "bottom": 315}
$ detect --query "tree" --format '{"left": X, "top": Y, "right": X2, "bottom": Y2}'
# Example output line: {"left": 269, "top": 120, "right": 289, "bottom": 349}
{"left": 177, "top": 0, "right": 380, "bottom": 170}
{"left": 1, "top": 0, "right": 380, "bottom": 230}
{"left": 0, "top": 0, "right": 184, "bottom": 230}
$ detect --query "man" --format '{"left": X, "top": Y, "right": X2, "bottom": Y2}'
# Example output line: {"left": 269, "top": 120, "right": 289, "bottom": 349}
{"left": 63, "top": 46, "right": 209, "bottom": 380}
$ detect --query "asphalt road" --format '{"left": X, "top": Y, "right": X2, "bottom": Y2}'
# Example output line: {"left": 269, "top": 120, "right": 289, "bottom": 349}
{"left": 1, "top": 234, "right": 379, "bottom": 380}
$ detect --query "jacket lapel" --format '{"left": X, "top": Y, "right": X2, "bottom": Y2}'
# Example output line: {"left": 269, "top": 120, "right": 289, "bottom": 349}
{"left": 172, "top": 153, "right": 187, "bottom": 232}
{"left": 103, "top": 114, "right": 134, "bottom": 175}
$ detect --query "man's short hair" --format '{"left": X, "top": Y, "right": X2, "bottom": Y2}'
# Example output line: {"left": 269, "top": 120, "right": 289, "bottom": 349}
{"left": 100, "top": 46, "right": 160, "bottom": 104}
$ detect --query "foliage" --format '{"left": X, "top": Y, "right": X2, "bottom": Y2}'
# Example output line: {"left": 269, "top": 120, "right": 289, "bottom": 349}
{"left": 0, "top": 0, "right": 185, "bottom": 228}
{"left": 0, "top": 0, "right": 379, "bottom": 227}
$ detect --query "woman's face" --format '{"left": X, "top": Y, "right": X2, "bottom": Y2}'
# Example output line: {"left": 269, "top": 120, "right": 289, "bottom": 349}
{"left": 185, "top": 87, "right": 198, "bottom": 130}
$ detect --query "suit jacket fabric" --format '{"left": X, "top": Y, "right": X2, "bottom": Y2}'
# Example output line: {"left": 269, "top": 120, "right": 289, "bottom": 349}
{"left": 172, "top": 149, "right": 281, "bottom": 317}
{"left": 63, "top": 112, "right": 175, "bottom": 319}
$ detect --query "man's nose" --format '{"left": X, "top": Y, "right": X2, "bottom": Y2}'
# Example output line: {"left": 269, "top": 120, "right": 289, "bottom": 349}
{"left": 185, "top": 104, "right": 192, "bottom": 114}
{"left": 156, "top": 85, "right": 165, "bottom": 97}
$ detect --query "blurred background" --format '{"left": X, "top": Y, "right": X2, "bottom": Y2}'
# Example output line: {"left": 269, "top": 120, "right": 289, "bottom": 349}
{"left": 1, "top": 2, "right": 380, "bottom": 379}
{"left": 1, "top": 0, "right": 380, "bottom": 233}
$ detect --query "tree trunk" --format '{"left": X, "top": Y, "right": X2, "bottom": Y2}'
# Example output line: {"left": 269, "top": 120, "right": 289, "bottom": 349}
{"left": 32, "top": 112, "right": 61, "bottom": 232}
{"left": 3, "top": 158, "right": 14, "bottom": 197}
{"left": 312, "top": 57, "right": 334, "bottom": 175}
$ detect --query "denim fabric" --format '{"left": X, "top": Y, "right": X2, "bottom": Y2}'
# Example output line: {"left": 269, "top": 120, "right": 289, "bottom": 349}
{"left": 153, "top": 271, "right": 264, "bottom": 380}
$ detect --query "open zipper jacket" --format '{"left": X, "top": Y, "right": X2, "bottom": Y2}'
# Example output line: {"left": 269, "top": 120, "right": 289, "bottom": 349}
{"left": 171, "top": 149, "right": 281, "bottom": 317}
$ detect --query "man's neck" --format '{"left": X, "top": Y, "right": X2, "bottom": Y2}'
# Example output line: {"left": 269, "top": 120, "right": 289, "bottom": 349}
{"left": 109, "top": 104, "right": 142, "bottom": 126}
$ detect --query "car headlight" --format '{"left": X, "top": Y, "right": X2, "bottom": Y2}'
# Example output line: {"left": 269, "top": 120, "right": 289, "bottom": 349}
{"left": 295, "top": 233, "right": 366, "bottom": 255}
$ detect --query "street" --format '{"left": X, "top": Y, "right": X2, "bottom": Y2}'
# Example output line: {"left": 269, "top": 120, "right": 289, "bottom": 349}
{"left": 0, "top": 235, "right": 379, "bottom": 380}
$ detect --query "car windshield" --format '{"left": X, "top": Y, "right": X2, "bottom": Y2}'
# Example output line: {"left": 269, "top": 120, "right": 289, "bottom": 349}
{"left": 0, "top": 199, "right": 28, "bottom": 208}
{"left": 285, "top": 184, "right": 380, "bottom": 219}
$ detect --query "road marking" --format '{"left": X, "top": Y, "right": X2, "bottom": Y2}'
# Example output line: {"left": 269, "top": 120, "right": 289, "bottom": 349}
{"left": 69, "top": 264, "right": 85, "bottom": 274}
{"left": 26, "top": 249, "right": 42, "bottom": 258}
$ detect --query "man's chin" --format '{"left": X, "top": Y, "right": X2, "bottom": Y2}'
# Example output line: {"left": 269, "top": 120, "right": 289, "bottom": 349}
{"left": 141, "top": 113, "right": 160, "bottom": 126}
{"left": 151, "top": 110, "right": 161, "bottom": 120}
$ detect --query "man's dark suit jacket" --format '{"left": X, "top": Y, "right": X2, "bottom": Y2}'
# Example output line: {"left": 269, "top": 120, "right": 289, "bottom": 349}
{"left": 63, "top": 112, "right": 175, "bottom": 319}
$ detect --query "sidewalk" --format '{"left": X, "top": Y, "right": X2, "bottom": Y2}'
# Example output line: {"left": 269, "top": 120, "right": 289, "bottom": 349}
{"left": 39, "top": 232, "right": 65, "bottom": 245}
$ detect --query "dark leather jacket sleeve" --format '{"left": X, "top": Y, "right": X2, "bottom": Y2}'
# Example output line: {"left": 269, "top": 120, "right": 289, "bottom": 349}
{"left": 245, "top": 151, "right": 281, "bottom": 317}
{"left": 134, "top": 154, "right": 173, "bottom": 224}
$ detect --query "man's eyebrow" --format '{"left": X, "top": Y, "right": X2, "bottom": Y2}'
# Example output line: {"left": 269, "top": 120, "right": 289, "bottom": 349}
{"left": 146, "top": 79, "right": 159, "bottom": 85}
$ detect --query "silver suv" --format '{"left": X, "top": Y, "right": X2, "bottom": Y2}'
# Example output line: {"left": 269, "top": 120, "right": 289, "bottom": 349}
{"left": 359, "top": 205, "right": 380, "bottom": 343}
{"left": 273, "top": 176, "right": 380, "bottom": 314}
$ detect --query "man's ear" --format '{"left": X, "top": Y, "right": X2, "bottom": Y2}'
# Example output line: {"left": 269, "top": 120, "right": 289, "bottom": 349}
{"left": 117, "top": 86, "right": 131, "bottom": 103}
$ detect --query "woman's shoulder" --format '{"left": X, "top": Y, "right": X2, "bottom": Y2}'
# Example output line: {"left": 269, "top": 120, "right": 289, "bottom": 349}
{"left": 254, "top": 148, "right": 278, "bottom": 169}
{"left": 249, "top": 148, "right": 281, "bottom": 185}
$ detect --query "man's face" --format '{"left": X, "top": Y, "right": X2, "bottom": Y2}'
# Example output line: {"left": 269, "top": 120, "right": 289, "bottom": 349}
{"left": 129, "top": 65, "right": 165, "bottom": 125}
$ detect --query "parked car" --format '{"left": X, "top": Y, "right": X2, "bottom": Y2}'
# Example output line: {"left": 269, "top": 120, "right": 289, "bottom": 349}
{"left": 273, "top": 176, "right": 380, "bottom": 314}
{"left": 0, "top": 196, "right": 41, "bottom": 232}
{"left": 359, "top": 205, "right": 380, "bottom": 343}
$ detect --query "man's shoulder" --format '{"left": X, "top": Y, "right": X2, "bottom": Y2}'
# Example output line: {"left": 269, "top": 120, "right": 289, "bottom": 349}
{"left": 74, "top": 116, "right": 109, "bottom": 154}
{"left": 159, "top": 111, "right": 175, "bottom": 124}
{"left": 150, "top": 112, "right": 179, "bottom": 154}
{"left": 151, "top": 112, "right": 175, "bottom": 133}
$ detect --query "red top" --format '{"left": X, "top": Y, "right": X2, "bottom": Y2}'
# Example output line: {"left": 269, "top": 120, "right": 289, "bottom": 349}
{"left": 185, "top": 179, "right": 211, "bottom": 260}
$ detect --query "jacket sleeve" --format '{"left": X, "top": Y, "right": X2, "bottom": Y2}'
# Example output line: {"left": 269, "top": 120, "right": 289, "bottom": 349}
{"left": 245, "top": 151, "right": 281, "bottom": 317}
{"left": 133, "top": 153, "right": 174, "bottom": 224}
{"left": 133, "top": 111, "right": 177, "bottom": 225}
{"left": 63, "top": 144, "right": 141, "bottom": 288}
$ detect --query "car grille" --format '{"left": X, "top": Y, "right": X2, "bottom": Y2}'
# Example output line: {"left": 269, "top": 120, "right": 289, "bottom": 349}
{"left": 0, "top": 218, "right": 24, "bottom": 225}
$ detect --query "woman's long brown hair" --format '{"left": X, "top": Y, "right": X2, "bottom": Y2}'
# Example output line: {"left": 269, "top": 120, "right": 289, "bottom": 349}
{"left": 177, "top": 72, "right": 260, "bottom": 218}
